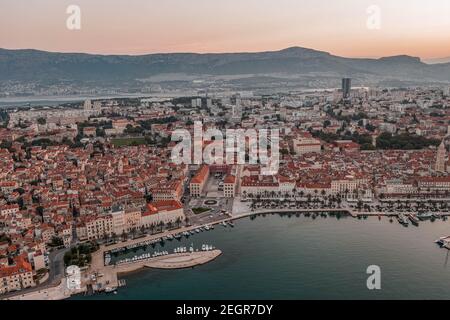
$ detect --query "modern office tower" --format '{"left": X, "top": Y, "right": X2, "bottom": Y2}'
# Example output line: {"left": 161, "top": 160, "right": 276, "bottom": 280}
{"left": 342, "top": 78, "right": 352, "bottom": 99}
{"left": 206, "top": 98, "right": 212, "bottom": 108}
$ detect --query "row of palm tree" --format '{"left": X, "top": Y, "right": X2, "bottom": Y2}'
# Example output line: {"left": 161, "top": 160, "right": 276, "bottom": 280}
{"left": 247, "top": 192, "right": 449, "bottom": 214}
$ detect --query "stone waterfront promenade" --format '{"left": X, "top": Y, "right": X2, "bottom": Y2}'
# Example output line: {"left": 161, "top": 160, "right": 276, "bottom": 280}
{"left": 91, "top": 249, "right": 222, "bottom": 292}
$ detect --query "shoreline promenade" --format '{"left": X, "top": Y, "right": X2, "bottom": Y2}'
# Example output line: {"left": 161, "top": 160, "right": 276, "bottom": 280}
{"left": 2, "top": 205, "right": 439, "bottom": 300}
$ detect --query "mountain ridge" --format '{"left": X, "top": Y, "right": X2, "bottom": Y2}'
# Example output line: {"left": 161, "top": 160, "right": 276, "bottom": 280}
{"left": 1, "top": 46, "right": 449, "bottom": 85}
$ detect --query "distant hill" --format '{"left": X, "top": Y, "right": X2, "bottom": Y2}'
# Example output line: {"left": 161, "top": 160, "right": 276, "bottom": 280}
{"left": 1, "top": 46, "right": 449, "bottom": 85}
{"left": 424, "top": 57, "right": 450, "bottom": 64}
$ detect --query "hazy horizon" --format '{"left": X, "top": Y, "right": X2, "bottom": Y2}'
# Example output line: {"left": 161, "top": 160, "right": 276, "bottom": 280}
{"left": 1, "top": 0, "right": 450, "bottom": 59}
{"left": 1, "top": 45, "right": 450, "bottom": 62}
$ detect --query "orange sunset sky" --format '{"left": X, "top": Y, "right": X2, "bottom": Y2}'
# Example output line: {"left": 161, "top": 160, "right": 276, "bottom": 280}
{"left": 1, "top": 0, "right": 450, "bottom": 59}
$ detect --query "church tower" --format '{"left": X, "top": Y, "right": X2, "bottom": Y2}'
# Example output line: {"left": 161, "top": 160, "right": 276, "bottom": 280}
{"left": 435, "top": 140, "right": 447, "bottom": 173}
{"left": 118, "top": 158, "right": 124, "bottom": 174}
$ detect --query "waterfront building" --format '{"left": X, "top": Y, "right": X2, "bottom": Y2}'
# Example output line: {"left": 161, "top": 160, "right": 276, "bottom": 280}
{"left": 110, "top": 206, "right": 142, "bottom": 235}
{"left": 417, "top": 176, "right": 450, "bottom": 193}
{"left": 223, "top": 175, "right": 236, "bottom": 198}
{"left": 241, "top": 175, "right": 280, "bottom": 198}
{"left": 0, "top": 256, "right": 35, "bottom": 295}
{"left": 141, "top": 200, "right": 185, "bottom": 228}
{"left": 83, "top": 214, "right": 113, "bottom": 241}
{"left": 330, "top": 175, "right": 367, "bottom": 194}
{"left": 123, "top": 207, "right": 142, "bottom": 232}
{"left": 190, "top": 165, "right": 210, "bottom": 197}
{"left": 296, "top": 181, "right": 332, "bottom": 196}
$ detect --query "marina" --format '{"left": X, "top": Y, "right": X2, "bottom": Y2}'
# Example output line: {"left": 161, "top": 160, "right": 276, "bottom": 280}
{"left": 7, "top": 208, "right": 450, "bottom": 300}
{"left": 408, "top": 214, "right": 420, "bottom": 226}
{"left": 72, "top": 215, "right": 450, "bottom": 300}
{"left": 113, "top": 244, "right": 217, "bottom": 266}
{"left": 101, "top": 208, "right": 450, "bottom": 265}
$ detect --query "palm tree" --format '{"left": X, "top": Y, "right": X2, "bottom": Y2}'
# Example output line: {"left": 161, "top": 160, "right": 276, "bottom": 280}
{"left": 356, "top": 200, "right": 363, "bottom": 211}
{"left": 175, "top": 217, "right": 182, "bottom": 228}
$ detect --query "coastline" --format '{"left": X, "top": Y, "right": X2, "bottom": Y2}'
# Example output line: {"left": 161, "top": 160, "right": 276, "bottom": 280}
{"left": 3, "top": 207, "right": 447, "bottom": 300}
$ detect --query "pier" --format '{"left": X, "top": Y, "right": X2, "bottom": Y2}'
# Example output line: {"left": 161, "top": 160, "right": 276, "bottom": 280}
{"left": 92, "top": 250, "right": 222, "bottom": 291}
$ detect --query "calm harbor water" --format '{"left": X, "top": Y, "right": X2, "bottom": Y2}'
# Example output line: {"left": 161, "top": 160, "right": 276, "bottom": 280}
{"left": 73, "top": 214, "right": 450, "bottom": 300}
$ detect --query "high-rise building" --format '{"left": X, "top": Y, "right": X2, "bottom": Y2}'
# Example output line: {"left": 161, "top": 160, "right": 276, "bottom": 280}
{"left": 435, "top": 140, "right": 447, "bottom": 172}
{"left": 83, "top": 99, "right": 92, "bottom": 110}
{"left": 93, "top": 101, "right": 102, "bottom": 111}
{"left": 206, "top": 98, "right": 212, "bottom": 108}
{"left": 232, "top": 105, "right": 242, "bottom": 119}
{"left": 342, "top": 78, "right": 352, "bottom": 99}
{"left": 444, "top": 86, "right": 450, "bottom": 97}
{"left": 235, "top": 95, "right": 241, "bottom": 108}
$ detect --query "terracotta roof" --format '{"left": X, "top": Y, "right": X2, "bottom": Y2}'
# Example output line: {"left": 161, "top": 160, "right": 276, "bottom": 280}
{"left": 146, "top": 200, "right": 183, "bottom": 215}
{"left": 191, "top": 165, "right": 209, "bottom": 184}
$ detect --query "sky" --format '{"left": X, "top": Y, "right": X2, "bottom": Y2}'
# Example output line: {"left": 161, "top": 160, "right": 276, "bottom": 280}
{"left": 1, "top": 0, "right": 450, "bottom": 59}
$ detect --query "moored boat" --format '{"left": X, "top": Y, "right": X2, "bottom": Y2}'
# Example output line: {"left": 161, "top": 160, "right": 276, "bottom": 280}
{"left": 397, "top": 213, "right": 409, "bottom": 227}
{"left": 408, "top": 214, "right": 419, "bottom": 226}
{"left": 435, "top": 236, "right": 450, "bottom": 249}
{"left": 417, "top": 212, "right": 433, "bottom": 221}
